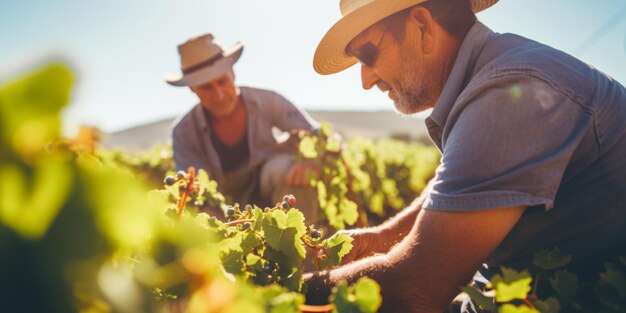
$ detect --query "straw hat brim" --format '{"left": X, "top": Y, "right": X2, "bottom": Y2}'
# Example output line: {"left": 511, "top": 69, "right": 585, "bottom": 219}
{"left": 313, "top": 0, "right": 498, "bottom": 75}
{"left": 165, "top": 43, "right": 244, "bottom": 87}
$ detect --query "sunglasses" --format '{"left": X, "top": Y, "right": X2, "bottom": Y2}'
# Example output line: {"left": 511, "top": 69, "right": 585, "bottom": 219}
{"left": 351, "top": 32, "right": 387, "bottom": 68}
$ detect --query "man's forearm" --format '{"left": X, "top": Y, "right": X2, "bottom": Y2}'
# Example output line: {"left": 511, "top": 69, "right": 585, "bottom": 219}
{"left": 307, "top": 205, "right": 526, "bottom": 312}
{"left": 373, "top": 179, "right": 434, "bottom": 247}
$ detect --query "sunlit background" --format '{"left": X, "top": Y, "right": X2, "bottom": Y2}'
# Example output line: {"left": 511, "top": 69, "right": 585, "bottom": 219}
{"left": 1, "top": 0, "right": 625, "bottom": 134}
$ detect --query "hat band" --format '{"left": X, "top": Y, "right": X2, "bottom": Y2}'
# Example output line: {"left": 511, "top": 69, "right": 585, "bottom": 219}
{"left": 182, "top": 52, "right": 224, "bottom": 75}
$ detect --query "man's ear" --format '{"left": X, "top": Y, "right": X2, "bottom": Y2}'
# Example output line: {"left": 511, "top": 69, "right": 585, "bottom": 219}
{"left": 406, "top": 6, "right": 435, "bottom": 54}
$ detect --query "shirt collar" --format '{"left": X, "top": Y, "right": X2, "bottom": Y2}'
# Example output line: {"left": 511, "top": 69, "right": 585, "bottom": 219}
{"left": 427, "top": 21, "right": 495, "bottom": 128}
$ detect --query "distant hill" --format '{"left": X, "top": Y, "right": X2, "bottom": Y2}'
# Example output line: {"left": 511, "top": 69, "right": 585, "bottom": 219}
{"left": 101, "top": 110, "right": 432, "bottom": 151}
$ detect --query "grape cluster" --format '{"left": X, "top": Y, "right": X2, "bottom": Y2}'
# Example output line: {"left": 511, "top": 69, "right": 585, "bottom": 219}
{"left": 164, "top": 170, "right": 202, "bottom": 199}
{"left": 280, "top": 194, "right": 296, "bottom": 210}
{"left": 307, "top": 225, "right": 322, "bottom": 240}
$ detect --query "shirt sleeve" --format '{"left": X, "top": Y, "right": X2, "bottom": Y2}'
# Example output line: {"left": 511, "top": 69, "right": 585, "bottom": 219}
{"left": 172, "top": 119, "right": 208, "bottom": 173}
{"left": 423, "top": 75, "right": 595, "bottom": 212}
{"left": 267, "top": 91, "right": 320, "bottom": 132}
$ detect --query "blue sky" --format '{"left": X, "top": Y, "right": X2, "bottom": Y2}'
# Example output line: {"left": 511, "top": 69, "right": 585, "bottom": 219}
{"left": 1, "top": 0, "right": 625, "bottom": 133}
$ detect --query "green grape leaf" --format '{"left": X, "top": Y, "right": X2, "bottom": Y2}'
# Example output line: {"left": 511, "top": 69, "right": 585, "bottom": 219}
{"left": 549, "top": 271, "right": 579, "bottom": 301}
{"left": 599, "top": 263, "right": 626, "bottom": 299}
{"left": 319, "top": 234, "right": 354, "bottom": 269}
{"left": 299, "top": 136, "right": 318, "bottom": 159}
{"left": 490, "top": 267, "right": 531, "bottom": 286}
{"left": 594, "top": 281, "right": 621, "bottom": 308}
{"left": 194, "top": 169, "right": 210, "bottom": 186}
{"left": 0, "top": 159, "right": 73, "bottom": 239}
{"left": 261, "top": 285, "right": 304, "bottom": 313}
{"left": 326, "top": 134, "right": 342, "bottom": 153}
{"left": 220, "top": 233, "right": 245, "bottom": 275}
{"left": 368, "top": 192, "right": 385, "bottom": 217}
{"left": 533, "top": 297, "right": 560, "bottom": 313}
{"left": 331, "top": 281, "right": 352, "bottom": 313}
{"left": 533, "top": 248, "right": 572, "bottom": 270}
{"left": 0, "top": 62, "right": 74, "bottom": 159}
{"left": 246, "top": 253, "right": 262, "bottom": 267}
{"left": 338, "top": 198, "right": 359, "bottom": 227}
{"left": 498, "top": 304, "right": 540, "bottom": 313}
{"left": 253, "top": 207, "right": 264, "bottom": 231}
{"left": 241, "top": 231, "right": 263, "bottom": 256}
{"left": 460, "top": 286, "right": 496, "bottom": 311}
{"left": 495, "top": 277, "right": 533, "bottom": 303}
{"left": 319, "top": 122, "right": 334, "bottom": 138}
{"left": 316, "top": 182, "right": 328, "bottom": 208}
{"left": 285, "top": 209, "right": 307, "bottom": 236}
{"left": 261, "top": 210, "right": 306, "bottom": 263}
{"left": 331, "top": 277, "right": 382, "bottom": 313}
{"left": 353, "top": 277, "right": 382, "bottom": 312}
{"left": 221, "top": 248, "right": 245, "bottom": 276}
{"left": 280, "top": 270, "right": 303, "bottom": 293}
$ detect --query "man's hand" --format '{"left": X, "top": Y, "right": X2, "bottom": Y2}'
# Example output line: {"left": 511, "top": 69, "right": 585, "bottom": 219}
{"left": 331, "top": 228, "right": 385, "bottom": 265}
{"left": 285, "top": 160, "right": 320, "bottom": 186}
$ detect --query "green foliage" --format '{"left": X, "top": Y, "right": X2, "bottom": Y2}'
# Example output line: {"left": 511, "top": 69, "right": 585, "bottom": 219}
{"left": 331, "top": 277, "right": 382, "bottom": 313}
{"left": 297, "top": 123, "right": 440, "bottom": 229}
{"left": 533, "top": 247, "right": 572, "bottom": 270}
{"left": 549, "top": 270, "right": 578, "bottom": 301}
{"left": 499, "top": 304, "right": 540, "bottom": 313}
{"left": 0, "top": 63, "right": 378, "bottom": 313}
{"left": 318, "top": 234, "right": 354, "bottom": 269}
{"left": 491, "top": 269, "right": 533, "bottom": 302}
{"left": 0, "top": 62, "right": 73, "bottom": 161}
{"left": 465, "top": 247, "right": 626, "bottom": 313}
{"left": 461, "top": 285, "right": 497, "bottom": 311}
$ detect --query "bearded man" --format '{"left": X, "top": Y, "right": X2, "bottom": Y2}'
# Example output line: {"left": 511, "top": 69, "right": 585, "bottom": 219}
{"left": 166, "top": 33, "right": 321, "bottom": 221}
{"left": 305, "top": 0, "right": 626, "bottom": 312}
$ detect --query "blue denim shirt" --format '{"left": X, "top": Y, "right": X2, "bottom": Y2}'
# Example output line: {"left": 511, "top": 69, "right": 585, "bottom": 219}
{"left": 171, "top": 86, "right": 319, "bottom": 182}
{"left": 423, "top": 22, "right": 626, "bottom": 269}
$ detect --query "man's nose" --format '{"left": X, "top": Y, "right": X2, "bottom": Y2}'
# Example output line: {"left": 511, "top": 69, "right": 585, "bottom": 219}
{"left": 214, "top": 86, "right": 224, "bottom": 100}
{"left": 361, "top": 65, "right": 379, "bottom": 90}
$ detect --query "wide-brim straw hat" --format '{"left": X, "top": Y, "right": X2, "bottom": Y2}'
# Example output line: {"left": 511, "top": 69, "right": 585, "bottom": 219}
{"left": 165, "top": 33, "right": 243, "bottom": 87}
{"left": 314, "top": 0, "right": 498, "bottom": 75}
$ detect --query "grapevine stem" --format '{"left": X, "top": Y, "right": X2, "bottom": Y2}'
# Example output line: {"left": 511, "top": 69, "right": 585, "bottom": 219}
{"left": 299, "top": 235, "right": 320, "bottom": 250}
{"left": 224, "top": 219, "right": 256, "bottom": 227}
{"left": 522, "top": 298, "right": 536, "bottom": 308}
{"left": 531, "top": 272, "right": 540, "bottom": 299}
{"left": 176, "top": 167, "right": 196, "bottom": 217}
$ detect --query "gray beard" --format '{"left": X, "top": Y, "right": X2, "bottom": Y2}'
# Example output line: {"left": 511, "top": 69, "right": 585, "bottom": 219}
{"left": 393, "top": 51, "right": 439, "bottom": 115}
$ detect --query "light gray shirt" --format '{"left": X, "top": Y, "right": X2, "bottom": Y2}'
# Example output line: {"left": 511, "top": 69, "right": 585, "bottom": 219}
{"left": 423, "top": 22, "right": 626, "bottom": 269}
{"left": 171, "top": 86, "right": 319, "bottom": 183}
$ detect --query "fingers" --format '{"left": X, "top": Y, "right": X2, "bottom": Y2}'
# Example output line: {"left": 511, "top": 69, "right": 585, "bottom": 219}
{"left": 285, "top": 165, "right": 304, "bottom": 186}
{"left": 285, "top": 162, "right": 318, "bottom": 186}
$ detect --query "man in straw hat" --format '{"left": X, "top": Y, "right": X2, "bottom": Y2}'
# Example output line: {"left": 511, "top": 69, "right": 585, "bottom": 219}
{"left": 305, "top": 0, "right": 626, "bottom": 311}
{"left": 166, "top": 33, "right": 321, "bottom": 221}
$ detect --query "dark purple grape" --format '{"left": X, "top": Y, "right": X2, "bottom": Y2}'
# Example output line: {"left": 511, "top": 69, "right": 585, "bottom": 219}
{"left": 163, "top": 176, "right": 176, "bottom": 185}
{"left": 311, "top": 229, "right": 322, "bottom": 239}
{"left": 176, "top": 170, "right": 188, "bottom": 180}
